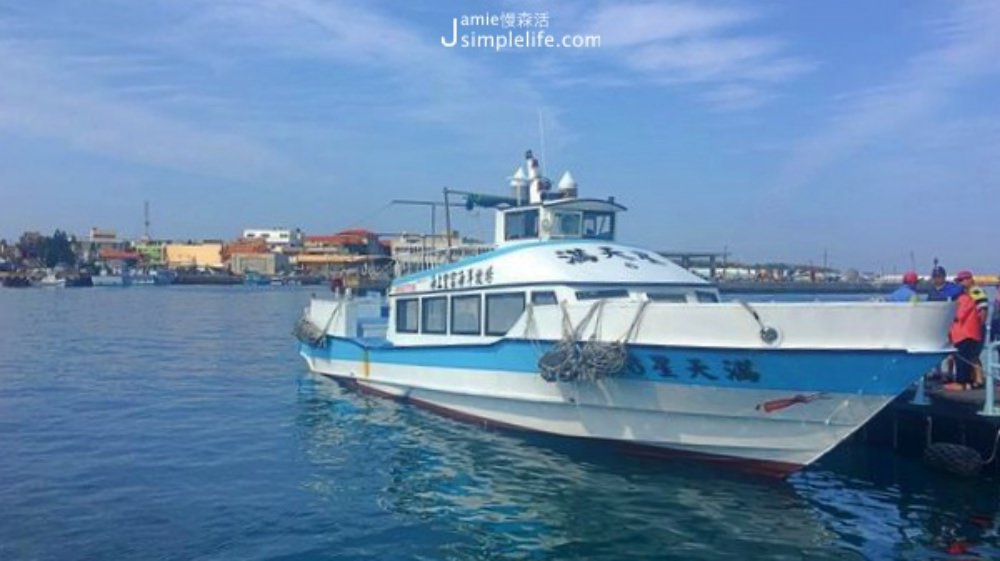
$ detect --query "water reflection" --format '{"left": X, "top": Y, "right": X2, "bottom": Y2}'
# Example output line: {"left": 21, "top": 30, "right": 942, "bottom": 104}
{"left": 796, "top": 447, "right": 1000, "bottom": 559}
{"left": 297, "top": 375, "right": 873, "bottom": 560}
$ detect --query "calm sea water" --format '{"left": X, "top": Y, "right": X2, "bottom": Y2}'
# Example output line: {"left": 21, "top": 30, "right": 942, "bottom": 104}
{"left": 2, "top": 287, "right": 999, "bottom": 561}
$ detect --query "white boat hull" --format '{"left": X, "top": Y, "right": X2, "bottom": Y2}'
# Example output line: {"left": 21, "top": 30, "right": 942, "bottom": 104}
{"left": 295, "top": 239, "right": 954, "bottom": 475}
{"left": 300, "top": 342, "right": 941, "bottom": 475}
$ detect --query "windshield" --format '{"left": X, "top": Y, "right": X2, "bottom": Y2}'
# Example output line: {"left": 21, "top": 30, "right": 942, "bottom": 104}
{"left": 552, "top": 211, "right": 582, "bottom": 237}
{"left": 504, "top": 210, "right": 539, "bottom": 240}
{"left": 582, "top": 211, "right": 614, "bottom": 240}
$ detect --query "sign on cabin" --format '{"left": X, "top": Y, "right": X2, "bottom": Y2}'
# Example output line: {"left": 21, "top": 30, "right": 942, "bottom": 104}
{"left": 555, "top": 246, "right": 667, "bottom": 269}
{"left": 429, "top": 265, "right": 495, "bottom": 291}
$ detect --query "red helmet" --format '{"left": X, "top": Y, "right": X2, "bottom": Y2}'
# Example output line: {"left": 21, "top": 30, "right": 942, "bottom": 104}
{"left": 903, "top": 271, "right": 918, "bottom": 285}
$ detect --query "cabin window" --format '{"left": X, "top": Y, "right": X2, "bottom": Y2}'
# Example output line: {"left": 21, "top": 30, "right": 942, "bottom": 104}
{"left": 486, "top": 292, "right": 525, "bottom": 335}
{"left": 421, "top": 297, "right": 447, "bottom": 334}
{"left": 396, "top": 298, "right": 418, "bottom": 333}
{"left": 582, "top": 211, "right": 615, "bottom": 240}
{"left": 531, "top": 291, "right": 558, "bottom": 306}
{"left": 551, "top": 211, "right": 582, "bottom": 237}
{"left": 647, "top": 292, "right": 687, "bottom": 303}
{"left": 504, "top": 210, "right": 539, "bottom": 240}
{"left": 695, "top": 290, "right": 720, "bottom": 303}
{"left": 451, "top": 294, "right": 481, "bottom": 335}
{"left": 576, "top": 289, "right": 629, "bottom": 300}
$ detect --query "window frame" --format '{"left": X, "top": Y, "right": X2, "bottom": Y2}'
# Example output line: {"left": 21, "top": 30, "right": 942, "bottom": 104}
{"left": 695, "top": 290, "right": 720, "bottom": 303}
{"left": 581, "top": 211, "right": 615, "bottom": 240}
{"left": 504, "top": 209, "right": 540, "bottom": 241}
{"left": 646, "top": 292, "right": 687, "bottom": 303}
{"left": 550, "top": 210, "right": 583, "bottom": 238}
{"left": 485, "top": 292, "right": 526, "bottom": 336}
{"left": 450, "top": 294, "right": 482, "bottom": 336}
{"left": 531, "top": 291, "right": 558, "bottom": 306}
{"left": 421, "top": 296, "right": 448, "bottom": 334}
{"left": 395, "top": 297, "right": 419, "bottom": 333}
{"left": 576, "top": 289, "right": 629, "bottom": 300}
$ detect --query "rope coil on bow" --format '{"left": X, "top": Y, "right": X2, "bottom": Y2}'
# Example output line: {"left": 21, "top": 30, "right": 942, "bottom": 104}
{"left": 292, "top": 300, "right": 343, "bottom": 348}
{"left": 538, "top": 299, "right": 650, "bottom": 383}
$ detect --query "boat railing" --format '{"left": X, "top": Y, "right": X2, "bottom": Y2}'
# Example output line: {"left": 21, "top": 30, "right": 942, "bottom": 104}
{"left": 393, "top": 245, "right": 494, "bottom": 277}
{"left": 980, "top": 341, "right": 1000, "bottom": 417}
{"left": 981, "top": 296, "right": 999, "bottom": 416}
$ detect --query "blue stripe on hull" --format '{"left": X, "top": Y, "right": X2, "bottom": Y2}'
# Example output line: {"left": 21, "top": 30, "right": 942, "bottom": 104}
{"left": 301, "top": 338, "right": 945, "bottom": 396}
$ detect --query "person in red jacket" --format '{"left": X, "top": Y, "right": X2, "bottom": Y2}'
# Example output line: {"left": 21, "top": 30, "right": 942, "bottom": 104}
{"left": 948, "top": 271, "right": 989, "bottom": 389}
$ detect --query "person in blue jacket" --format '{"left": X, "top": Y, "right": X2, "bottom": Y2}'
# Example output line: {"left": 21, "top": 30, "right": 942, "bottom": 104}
{"left": 927, "top": 265, "right": 963, "bottom": 301}
{"left": 888, "top": 271, "right": 920, "bottom": 302}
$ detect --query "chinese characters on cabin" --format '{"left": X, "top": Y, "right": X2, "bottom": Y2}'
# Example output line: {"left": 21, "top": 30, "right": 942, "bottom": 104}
{"left": 429, "top": 266, "right": 495, "bottom": 291}
{"left": 556, "top": 247, "right": 666, "bottom": 269}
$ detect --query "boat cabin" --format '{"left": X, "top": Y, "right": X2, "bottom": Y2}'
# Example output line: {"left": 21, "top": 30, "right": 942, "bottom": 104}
{"left": 497, "top": 198, "right": 624, "bottom": 246}
{"left": 365, "top": 151, "right": 719, "bottom": 345}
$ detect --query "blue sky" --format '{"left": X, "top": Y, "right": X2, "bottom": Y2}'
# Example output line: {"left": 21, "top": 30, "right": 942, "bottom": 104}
{"left": 0, "top": 0, "right": 998, "bottom": 273}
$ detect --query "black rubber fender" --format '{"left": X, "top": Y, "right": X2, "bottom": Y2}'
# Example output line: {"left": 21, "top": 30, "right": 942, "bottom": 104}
{"left": 924, "top": 442, "right": 983, "bottom": 477}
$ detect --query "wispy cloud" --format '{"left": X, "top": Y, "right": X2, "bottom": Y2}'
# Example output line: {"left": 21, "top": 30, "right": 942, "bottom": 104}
{"left": 163, "top": 0, "right": 562, "bottom": 144}
{"left": 0, "top": 0, "right": 569, "bottom": 187}
{"left": 567, "top": 2, "right": 813, "bottom": 110}
{"left": 588, "top": 2, "right": 755, "bottom": 47}
{"left": 0, "top": 38, "right": 298, "bottom": 183}
{"left": 699, "top": 83, "right": 774, "bottom": 111}
{"left": 776, "top": 0, "right": 1000, "bottom": 191}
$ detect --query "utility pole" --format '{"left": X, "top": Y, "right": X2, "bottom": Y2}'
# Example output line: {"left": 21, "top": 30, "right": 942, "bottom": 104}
{"left": 443, "top": 188, "right": 453, "bottom": 262}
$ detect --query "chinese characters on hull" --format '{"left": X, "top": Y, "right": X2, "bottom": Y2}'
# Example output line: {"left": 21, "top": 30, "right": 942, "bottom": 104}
{"left": 643, "top": 353, "right": 762, "bottom": 384}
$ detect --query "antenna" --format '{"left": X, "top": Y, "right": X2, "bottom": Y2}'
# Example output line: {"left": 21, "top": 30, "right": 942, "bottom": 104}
{"left": 143, "top": 200, "right": 151, "bottom": 241}
{"left": 537, "top": 108, "right": 547, "bottom": 168}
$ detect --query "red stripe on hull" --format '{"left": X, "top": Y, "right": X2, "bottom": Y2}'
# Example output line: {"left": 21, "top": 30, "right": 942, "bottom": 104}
{"left": 319, "top": 373, "right": 803, "bottom": 479}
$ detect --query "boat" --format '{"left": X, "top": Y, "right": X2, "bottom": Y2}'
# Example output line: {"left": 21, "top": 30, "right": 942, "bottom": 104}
{"left": 92, "top": 269, "right": 132, "bottom": 287}
{"left": 1, "top": 275, "right": 31, "bottom": 288}
{"left": 243, "top": 271, "right": 271, "bottom": 286}
{"left": 328, "top": 256, "right": 395, "bottom": 296}
{"left": 294, "top": 151, "right": 954, "bottom": 476}
{"left": 173, "top": 269, "right": 241, "bottom": 285}
{"left": 65, "top": 273, "right": 93, "bottom": 288}
{"left": 36, "top": 271, "right": 66, "bottom": 288}
{"left": 132, "top": 269, "right": 177, "bottom": 286}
